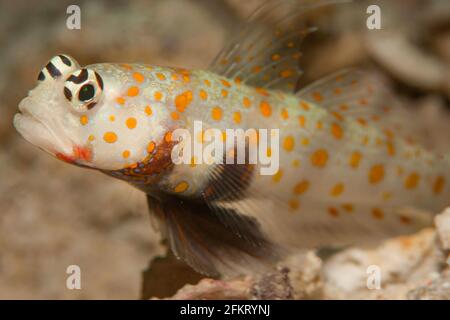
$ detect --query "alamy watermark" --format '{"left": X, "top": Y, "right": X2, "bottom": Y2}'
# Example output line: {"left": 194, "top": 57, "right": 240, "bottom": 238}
{"left": 171, "top": 121, "right": 280, "bottom": 175}
{"left": 366, "top": 265, "right": 381, "bottom": 290}
{"left": 66, "top": 5, "right": 81, "bottom": 30}
{"left": 66, "top": 265, "right": 81, "bottom": 290}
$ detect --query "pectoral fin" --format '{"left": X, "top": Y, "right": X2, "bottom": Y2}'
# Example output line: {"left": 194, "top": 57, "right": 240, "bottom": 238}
{"left": 146, "top": 194, "right": 283, "bottom": 277}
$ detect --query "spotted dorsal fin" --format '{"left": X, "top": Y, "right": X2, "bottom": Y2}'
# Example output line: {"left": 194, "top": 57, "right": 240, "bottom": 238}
{"left": 209, "top": 0, "right": 346, "bottom": 92}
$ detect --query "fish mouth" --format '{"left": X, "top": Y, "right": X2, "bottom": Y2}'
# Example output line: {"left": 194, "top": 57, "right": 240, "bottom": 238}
{"left": 13, "top": 112, "right": 61, "bottom": 155}
{"left": 14, "top": 109, "right": 94, "bottom": 168}
{"left": 14, "top": 96, "right": 78, "bottom": 162}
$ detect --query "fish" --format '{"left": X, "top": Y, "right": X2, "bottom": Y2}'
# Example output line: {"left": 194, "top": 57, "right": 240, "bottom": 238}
{"left": 13, "top": 0, "right": 450, "bottom": 277}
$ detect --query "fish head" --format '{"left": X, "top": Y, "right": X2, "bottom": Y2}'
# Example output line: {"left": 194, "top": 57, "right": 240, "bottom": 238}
{"left": 14, "top": 54, "right": 172, "bottom": 171}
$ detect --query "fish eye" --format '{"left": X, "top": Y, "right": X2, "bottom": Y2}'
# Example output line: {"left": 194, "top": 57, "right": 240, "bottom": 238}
{"left": 64, "top": 68, "right": 104, "bottom": 111}
{"left": 78, "top": 84, "right": 95, "bottom": 102}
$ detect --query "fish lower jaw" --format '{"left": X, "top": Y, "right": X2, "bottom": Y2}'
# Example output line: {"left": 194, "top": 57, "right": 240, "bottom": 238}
{"left": 13, "top": 112, "right": 72, "bottom": 158}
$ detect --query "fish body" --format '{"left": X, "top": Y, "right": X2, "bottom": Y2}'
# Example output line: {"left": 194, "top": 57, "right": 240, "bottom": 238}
{"left": 14, "top": 1, "right": 450, "bottom": 276}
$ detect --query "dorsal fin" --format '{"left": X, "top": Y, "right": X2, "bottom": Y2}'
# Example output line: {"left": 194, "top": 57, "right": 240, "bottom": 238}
{"left": 209, "top": 0, "right": 348, "bottom": 92}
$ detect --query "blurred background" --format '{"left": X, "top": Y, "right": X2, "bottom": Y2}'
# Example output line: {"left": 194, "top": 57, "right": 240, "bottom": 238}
{"left": 0, "top": 0, "right": 449, "bottom": 299}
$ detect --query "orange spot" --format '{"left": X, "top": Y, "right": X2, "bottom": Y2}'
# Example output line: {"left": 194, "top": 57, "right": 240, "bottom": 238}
{"left": 330, "top": 183, "right": 344, "bottom": 197}
{"left": 283, "top": 135, "right": 295, "bottom": 152}
{"left": 120, "top": 63, "right": 132, "bottom": 70}
{"left": 433, "top": 176, "right": 445, "bottom": 194}
{"left": 256, "top": 87, "right": 269, "bottom": 96}
{"left": 311, "top": 149, "right": 328, "bottom": 167}
{"left": 272, "top": 169, "right": 283, "bottom": 183}
{"left": 386, "top": 141, "right": 395, "bottom": 156}
{"left": 80, "top": 115, "right": 88, "bottom": 126}
{"left": 334, "top": 88, "right": 342, "bottom": 95}
{"left": 316, "top": 121, "right": 323, "bottom": 130}
{"left": 280, "top": 69, "right": 294, "bottom": 78}
{"left": 301, "top": 137, "right": 309, "bottom": 146}
{"left": 382, "top": 192, "right": 392, "bottom": 200}
{"left": 199, "top": 89, "right": 208, "bottom": 100}
{"left": 182, "top": 73, "right": 190, "bottom": 83}
{"left": 369, "top": 164, "right": 385, "bottom": 184}
{"left": 147, "top": 141, "right": 156, "bottom": 153}
{"left": 372, "top": 208, "right": 384, "bottom": 220}
{"left": 103, "top": 132, "right": 117, "bottom": 143}
{"left": 221, "top": 89, "right": 228, "bottom": 98}
{"left": 260, "top": 101, "right": 272, "bottom": 117}
{"left": 300, "top": 101, "right": 310, "bottom": 111}
{"left": 127, "top": 86, "right": 139, "bottom": 97}
{"left": 357, "top": 118, "right": 367, "bottom": 126}
{"left": 88, "top": 134, "right": 95, "bottom": 142}
{"left": 292, "top": 159, "right": 300, "bottom": 167}
{"left": 233, "top": 111, "right": 241, "bottom": 124}
{"left": 349, "top": 151, "right": 362, "bottom": 168}
{"left": 234, "top": 77, "right": 242, "bottom": 84}
{"left": 331, "top": 123, "right": 343, "bottom": 139}
{"left": 145, "top": 105, "right": 152, "bottom": 116}
{"left": 312, "top": 92, "right": 323, "bottom": 102}
{"left": 122, "top": 150, "right": 130, "bottom": 159}
{"left": 292, "top": 52, "right": 302, "bottom": 60}
{"left": 271, "top": 53, "right": 281, "bottom": 61}
{"left": 281, "top": 109, "right": 289, "bottom": 120}
{"left": 331, "top": 111, "right": 343, "bottom": 121}
{"left": 211, "top": 106, "right": 223, "bottom": 121}
{"left": 293, "top": 180, "right": 309, "bottom": 195}
{"left": 359, "top": 98, "right": 368, "bottom": 106}
{"left": 175, "top": 91, "right": 193, "bottom": 112}
{"left": 164, "top": 132, "right": 172, "bottom": 143}
{"left": 342, "top": 203, "right": 353, "bottom": 213}
{"left": 126, "top": 117, "right": 137, "bottom": 129}
{"left": 362, "top": 135, "right": 369, "bottom": 146}
{"left": 399, "top": 215, "right": 412, "bottom": 225}
{"left": 288, "top": 199, "right": 299, "bottom": 211}
{"left": 156, "top": 73, "right": 166, "bottom": 81}
{"left": 220, "top": 79, "right": 231, "bottom": 87}
{"left": 154, "top": 91, "right": 162, "bottom": 101}
{"left": 328, "top": 207, "right": 339, "bottom": 217}
{"left": 404, "top": 172, "right": 420, "bottom": 189}
{"left": 116, "top": 97, "right": 125, "bottom": 105}
{"left": 204, "top": 79, "right": 211, "bottom": 87}
{"left": 298, "top": 115, "right": 306, "bottom": 128}
{"left": 109, "top": 115, "right": 115, "bottom": 122}
{"left": 171, "top": 112, "right": 180, "bottom": 120}
{"left": 253, "top": 65, "right": 261, "bottom": 73}
{"left": 384, "top": 129, "right": 394, "bottom": 139}
{"left": 243, "top": 97, "right": 251, "bottom": 108}
{"left": 133, "top": 72, "right": 144, "bottom": 83}
{"left": 174, "top": 181, "right": 189, "bottom": 193}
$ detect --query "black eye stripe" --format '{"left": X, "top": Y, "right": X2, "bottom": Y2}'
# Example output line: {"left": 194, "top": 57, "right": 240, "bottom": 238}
{"left": 63, "top": 87, "right": 72, "bottom": 101}
{"left": 37, "top": 71, "right": 45, "bottom": 81}
{"left": 67, "top": 68, "right": 88, "bottom": 84}
{"left": 58, "top": 55, "right": 72, "bottom": 67}
{"left": 46, "top": 62, "right": 62, "bottom": 78}
{"left": 94, "top": 72, "right": 103, "bottom": 90}
{"left": 86, "top": 102, "right": 97, "bottom": 110}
